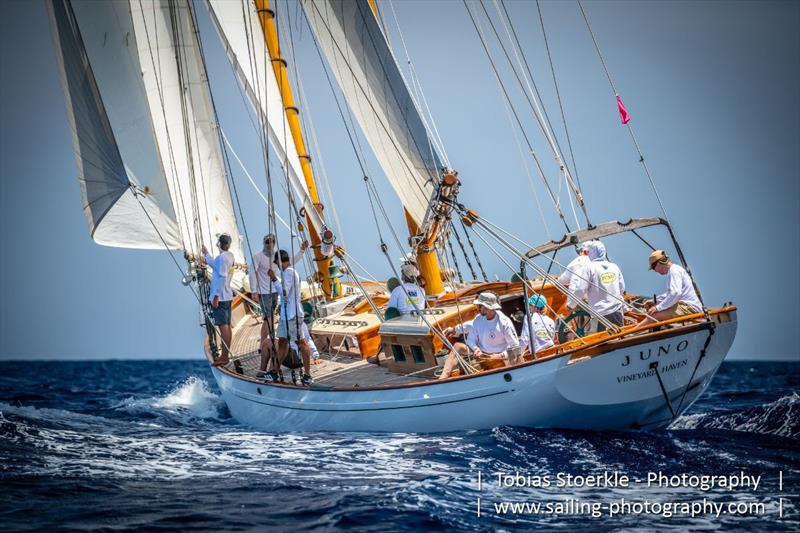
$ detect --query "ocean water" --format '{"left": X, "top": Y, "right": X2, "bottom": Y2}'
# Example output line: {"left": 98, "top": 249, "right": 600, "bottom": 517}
{"left": 0, "top": 360, "right": 797, "bottom": 531}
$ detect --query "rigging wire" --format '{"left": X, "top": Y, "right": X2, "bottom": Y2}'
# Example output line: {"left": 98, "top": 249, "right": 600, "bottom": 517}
{"left": 462, "top": 0, "right": 571, "bottom": 234}
{"left": 577, "top": 0, "right": 670, "bottom": 222}
{"left": 476, "top": 0, "right": 584, "bottom": 229}
{"left": 533, "top": 0, "right": 584, "bottom": 195}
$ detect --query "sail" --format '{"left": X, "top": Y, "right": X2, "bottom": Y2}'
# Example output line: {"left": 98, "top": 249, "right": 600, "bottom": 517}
{"left": 204, "top": 0, "right": 324, "bottom": 235}
{"left": 130, "top": 0, "right": 243, "bottom": 260}
{"left": 301, "top": 0, "right": 443, "bottom": 226}
{"left": 47, "top": 0, "right": 182, "bottom": 249}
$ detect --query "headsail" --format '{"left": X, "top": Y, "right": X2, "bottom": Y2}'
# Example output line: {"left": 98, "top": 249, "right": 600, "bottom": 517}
{"left": 301, "top": 0, "right": 442, "bottom": 226}
{"left": 47, "top": 0, "right": 182, "bottom": 250}
{"left": 205, "top": 0, "right": 325, "bottom": 235}
{"left": 130, "top": 0, "right": 243, "bottom": 260}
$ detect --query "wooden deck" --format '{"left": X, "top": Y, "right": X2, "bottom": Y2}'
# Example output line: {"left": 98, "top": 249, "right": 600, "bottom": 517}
{"left": 226, "top": 314, "right": 431, "bottom": 388}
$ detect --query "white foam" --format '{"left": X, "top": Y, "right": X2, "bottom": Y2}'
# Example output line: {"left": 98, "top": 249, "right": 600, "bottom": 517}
{"left": 118, "top": 376, "right": 224, "bottom": 421}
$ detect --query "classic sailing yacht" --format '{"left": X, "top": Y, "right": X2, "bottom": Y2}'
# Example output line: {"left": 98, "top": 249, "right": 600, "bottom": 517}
{"left": 48, "top": 0, "right": 737, "bottom": 432}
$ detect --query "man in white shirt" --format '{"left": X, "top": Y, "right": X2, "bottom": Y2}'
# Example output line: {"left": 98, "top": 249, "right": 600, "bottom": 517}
{"left": 270, "top": 250, "right": 313, "bottom": 385}
{"left": 639, "top": 250, "right": 703, "bottom": 325}
{"left": 386, "top": 262, "right": 426, "bottom": 318}
{"left": 568, "top": 240, "right": 626, "bottom": 332}
{"left": 520, "top": 293, "right": 556, "bottom": 356}
{"left": 251, "top": 234, "right": 280, "bottom": 373}
{"left": 558, "top": 242, "right": 591, "bottom": 288}
{"left": 202, "top": 233, "right": 235, "bottom": 366}
{"left": 439, "top": 292, "right": 519, "bottom": 379}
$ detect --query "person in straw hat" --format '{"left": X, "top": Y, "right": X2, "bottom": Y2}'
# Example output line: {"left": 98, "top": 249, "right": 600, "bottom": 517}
{"left": 439, "top": 292, "right": 519, "bottom": 380}
{"left": 638, "top": 250, "right": 703, "bottom": 326}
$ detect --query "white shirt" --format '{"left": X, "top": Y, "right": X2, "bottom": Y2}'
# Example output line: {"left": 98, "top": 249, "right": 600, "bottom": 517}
{"left": 656, "top": 264, "right": 703, "bottom": 313}
{"left": 274, "top": 266, "right": 303, "bottom": 322}
{"left": 520, "top": 313, "right": 556, "bottom": 353}
{"left": 387, "top": 282, "right": 426, "bottom": 315}
{"left": 204, "top": 250, "right": 235, "bottom": 303}
{"left": 558, "top": 254, "right": 590, "bottom": 287}
{"left": 570, "top": 259, "right": 626, "bottom": 316}
{"left": 466, "top": 311, "right": 519, "bottom": 354}
{"left": 250, "top": 248, "right": 280, "bottom": 295}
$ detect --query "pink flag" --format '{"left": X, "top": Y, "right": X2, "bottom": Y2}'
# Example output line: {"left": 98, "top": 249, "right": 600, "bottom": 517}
{"left": 616, "top": 94, "right": 630, "bottom": 124}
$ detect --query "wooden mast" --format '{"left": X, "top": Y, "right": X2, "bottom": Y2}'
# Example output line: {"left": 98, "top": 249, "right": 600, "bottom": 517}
{"left": 369, "top": 0, "right": 446, "bottom": 296}
{"left": 254, "top": 0, "right": 341, "bottom": 301}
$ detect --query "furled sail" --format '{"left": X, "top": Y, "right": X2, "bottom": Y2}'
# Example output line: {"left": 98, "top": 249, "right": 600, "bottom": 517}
{"left": 47, "top": 0, "right": 182, "bottom": 249}
{"left": 130, "top": 0, "right": 243, "bottom": 260}
{"left": 205, "top": 0, "right": 324, "bottom": 235}
{"left": 301, "top": 0, "right": 443, "bottom": 227}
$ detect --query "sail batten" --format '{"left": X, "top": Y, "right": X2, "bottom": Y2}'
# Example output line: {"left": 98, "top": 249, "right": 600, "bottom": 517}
{"left": 301, "top": 0, "right": 443, "bottom": 226}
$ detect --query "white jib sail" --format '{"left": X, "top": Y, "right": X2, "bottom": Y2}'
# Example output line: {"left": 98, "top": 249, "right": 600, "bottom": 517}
{"left": 302, "top": 0, "right": 442, "bottom": 227}
{"left": 48, "top": 0, "right": 182, "bottom": 250}
{"left": 205, "top": 0, "right": 325, "bottom": 235}
{"left": 130, "top": 0, "right": 243, "bottom": 261}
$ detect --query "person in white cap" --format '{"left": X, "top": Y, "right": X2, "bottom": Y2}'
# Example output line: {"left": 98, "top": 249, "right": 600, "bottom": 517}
{"left": 386, "top": 262, "right": 426, "bottom": 317}
{"left": 558, "top": 242, "right": 591, "bottom": 288}
{"left": 638, "top": 250, "right": 703, "bottom": 326}
{"left": 520, "top": 293, "right": 556, "bottom": 356}
{"left": 568, "top": 240, "right": 626, "bottom": 332}
{"left": 439, "top": 292, "right": 519, "bottom": 379}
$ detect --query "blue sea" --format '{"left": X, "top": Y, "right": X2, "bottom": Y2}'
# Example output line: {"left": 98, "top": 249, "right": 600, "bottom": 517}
{"left": 0, "top": 360, "right": 797, "bottom": 531}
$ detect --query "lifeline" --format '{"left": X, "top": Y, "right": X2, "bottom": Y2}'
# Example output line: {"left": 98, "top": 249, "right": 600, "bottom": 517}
{"left": 647, "top": 471, "right": 761, "bottom": 491}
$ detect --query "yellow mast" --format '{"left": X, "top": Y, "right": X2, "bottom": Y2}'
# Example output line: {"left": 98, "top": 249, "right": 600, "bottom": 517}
{"left": 368, "top": 0, "right": 446, "bottom": 296}
{"left": 255, "top": 0, "right": 341, "bottom": 301}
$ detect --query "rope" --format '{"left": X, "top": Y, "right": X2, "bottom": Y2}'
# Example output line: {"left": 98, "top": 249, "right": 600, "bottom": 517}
{"left": 462, "top": 0, "right": 571, "bottom": 233}
{"left": 479, "top": 0, "right": 586, "bottom": 228}
{"left": 533, "top": 0, "right": 584, "bottom": 196}
{"left": 577, "top": 0, "right": 670, "bottom": 222}
{"left": 459, "top": 218, "right": 489, "bottom": 282}
{"left": 451, "top": 220, "right": 478, "bottom": 280}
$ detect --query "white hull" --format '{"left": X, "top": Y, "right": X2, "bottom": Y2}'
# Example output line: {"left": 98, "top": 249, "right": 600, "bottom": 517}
{"left": 211, "top": 315, "right": 736, "bottom": 433}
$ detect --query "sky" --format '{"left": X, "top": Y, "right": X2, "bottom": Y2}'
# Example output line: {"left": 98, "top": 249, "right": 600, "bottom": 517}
{"left": 0, "top": 0, "right": 798, "bottom": 361}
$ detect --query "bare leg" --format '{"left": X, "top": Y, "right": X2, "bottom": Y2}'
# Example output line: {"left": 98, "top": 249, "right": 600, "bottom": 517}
{"left": 297, "top": 339, "right": 312, "bottom": 375}
{"left": 438, "top": 342, "right": 469, "bottom": 380}
{"left": 217, "top": 325, "right": 232, "bottom": 364}
{"left": 259, "top": 320, "right": 274, "bottom": 372}
{"left": 276, "top": 338, "right": 289, "bottom": 370}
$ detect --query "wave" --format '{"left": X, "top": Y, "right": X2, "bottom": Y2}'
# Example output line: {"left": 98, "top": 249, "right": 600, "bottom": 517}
{"left": 115, "top": 376, "right": 227, "bottom": 423}
{"left": 671, "top": 393, "right": 800, "bottom": 439}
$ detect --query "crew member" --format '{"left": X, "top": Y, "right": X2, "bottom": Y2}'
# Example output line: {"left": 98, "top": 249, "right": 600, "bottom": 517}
{"left": 558, "top": 242, "right": 590, "bottom": 288}
{"left": 520, "top": 293, "right": 556, "bottom": 356}
{"left": 568, "top": 240, "right": 626, "bottom": 331}
{"left": 639, "top": 250, "right": 703, "bottom": 325}
{"left": 270, "top": 250, "right": 313, "bottom": 385}
{"left": 386, "top": 262, "right": 426, "bottom": 318}
{"left": 251, "top": 234, "right": 280, "bottom": 374}
{"left": 203, "top": 233, "right": 235, "bottom": 366}
{"left": 439, "top": 292, "right": 519, "bottom": 379}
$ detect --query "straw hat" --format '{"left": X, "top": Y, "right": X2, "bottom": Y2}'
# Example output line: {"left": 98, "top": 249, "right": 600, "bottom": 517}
{"left": 472, "top": 292, "right": 501, "bottom": 310}
{"left": 648, "top": 250, "right": 670, "bottom": 270}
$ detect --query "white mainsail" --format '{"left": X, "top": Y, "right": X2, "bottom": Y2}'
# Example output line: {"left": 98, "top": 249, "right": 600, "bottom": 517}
{"left": 130, "top": 0, "right": 243, "bottom": 260}
{"left": 205, "top": 0, "right": 324, "bottom": 235}
{"left": 301, "top": 0, "right": 443, "bottom": 227}
{"left": 47, "top": 0, "right": 182, "bottom": 250}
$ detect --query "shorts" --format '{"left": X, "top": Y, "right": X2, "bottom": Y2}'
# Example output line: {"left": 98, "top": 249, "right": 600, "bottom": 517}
{"left": 656, "top": 301, "right": 701, "bottom": 319}
{"left": 212, "top": 300, "right": 232, "bottom": 326}
{"left": 276, "top": 317, "right": 303, "bottom": 341}
{"left": 596, "top": 311, "right": 624, "bottom": 332}
{"left": 259, "top": 293, "right": 277, "bottom": 318}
